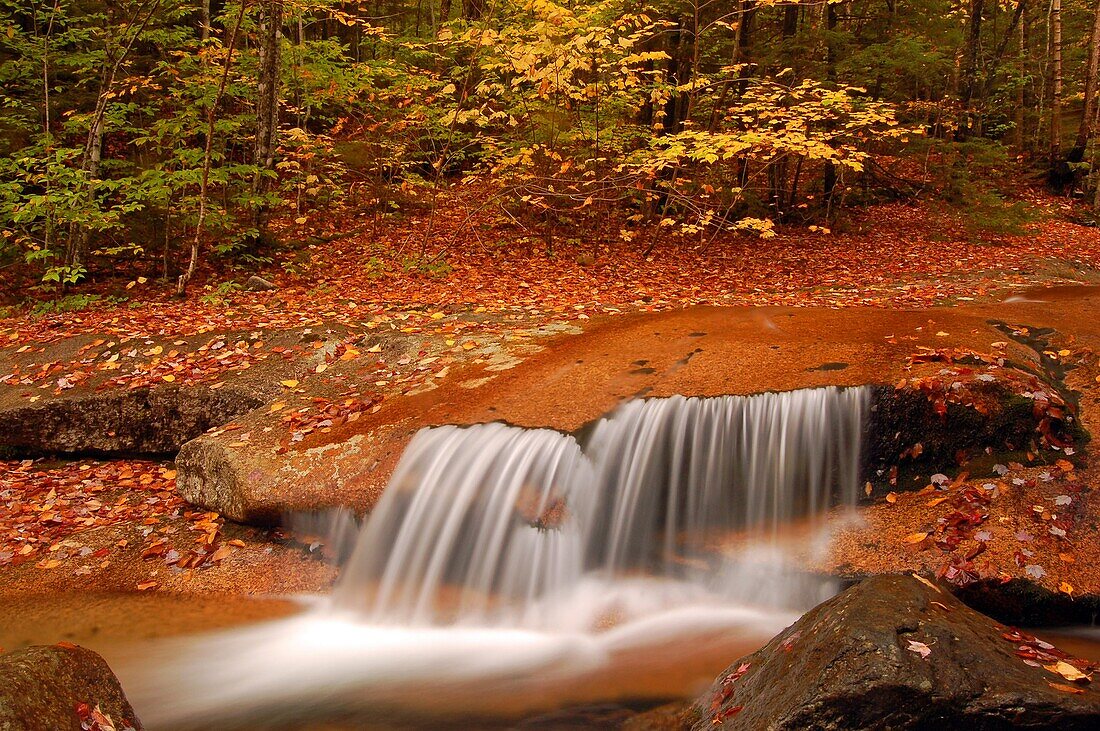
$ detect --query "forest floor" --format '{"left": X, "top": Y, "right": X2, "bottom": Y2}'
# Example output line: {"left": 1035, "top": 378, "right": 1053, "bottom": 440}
{"left": 4, "top": 186, "right": 1100, "bottom": 341}
{"left": 3, "top": 188, "right": 1100, "bottom": 652}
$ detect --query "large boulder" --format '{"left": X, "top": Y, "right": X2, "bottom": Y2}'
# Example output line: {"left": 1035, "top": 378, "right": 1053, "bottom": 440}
{"left": 0, "top": 328, "right": 323, "bottom": 456}
{"left": 0, "top": 384, "right": 264, "bottom": 455}
{"left": 0, "top": 644, "right": 143, "bottom": 731}
{"left": 695, "top": 574, "right": 1100, "bottom": 730}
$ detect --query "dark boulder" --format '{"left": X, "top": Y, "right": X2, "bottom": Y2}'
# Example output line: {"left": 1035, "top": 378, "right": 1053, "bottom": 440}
{"left": 694, "top": 574, "right": 1100, "bottom": 730}
{"left": 0, "top": 384, "right": 264, "bottom": 456}
{"left": 0, "top": 644, "right": 143, "bottom": 730}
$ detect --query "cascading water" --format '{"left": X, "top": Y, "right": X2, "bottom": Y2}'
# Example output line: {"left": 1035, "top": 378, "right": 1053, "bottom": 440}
{"left": 117, "top": 386, "right": 869, "bottom": 729}
{"left": 331, "top": 388, "right": 865, "bottom": 628}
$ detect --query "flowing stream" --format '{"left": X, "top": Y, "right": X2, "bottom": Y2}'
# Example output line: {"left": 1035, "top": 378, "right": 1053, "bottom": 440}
{"left": 119, "top": 386, "right": 869, "bottom": 728}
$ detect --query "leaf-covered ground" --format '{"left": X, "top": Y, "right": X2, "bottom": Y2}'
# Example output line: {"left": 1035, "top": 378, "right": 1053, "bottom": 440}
{"left": 5, "top": 190, "right": 1100, "bottom": 346}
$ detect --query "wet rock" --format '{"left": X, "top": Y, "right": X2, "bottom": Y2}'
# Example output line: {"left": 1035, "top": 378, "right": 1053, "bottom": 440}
{"left": 694, "top": 574, "right": 1100, "bottom": 730}
{"left": 0, "top": 644, "right": 143, "bottom": 730}
{"left": 862, "top": 375, "right": 1082, "bottom": 498}
{"left": 174, "top": 423, "right": 406, "bottom": 524}
{"left": 175, "top": 333, "right": 426, "bottom": 523}
{"left": 0, "top": 385, "right": 264, "bottom": 455}
{"left": 244, "top": 275, "right": 278, "bottom": 292}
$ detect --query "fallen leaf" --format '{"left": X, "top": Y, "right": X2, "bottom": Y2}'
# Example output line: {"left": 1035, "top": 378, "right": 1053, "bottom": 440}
{"left": 280, "top": 379, "right": 299, "bottom": 388}
{"left": 1049, "top": 682, "right": 1085, "bottom": 694}
{"left": 911, "top": 573, "right": 942, "bottom": 593}
{"left": 1025, "top": 564, "right": 1047, "bottom": 579}
{"left": 1045, "top": 660, "right": 1088, "bottom": 683}
{"left": 904, "top": 532, "right": 929, "bottom": 544}
{"left": 907, "top": 640, "right": 932, "bottom": 658}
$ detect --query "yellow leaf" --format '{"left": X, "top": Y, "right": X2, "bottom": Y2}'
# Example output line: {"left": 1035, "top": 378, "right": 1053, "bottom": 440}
{"left": 1058, "top": 349, "right": 1071, "bottom": 357}
{"left": 1045, "top": 660, "right": 1089, "bottom": 683}
{"left": 1059, "top": 582, "right": 1075, "bottom": 596}
{"left": 886, "top": 492, "right": 898, "bottom": 504}
{"left": 161, "top": 374, "right": 175, "bottom": 382}
{"left": 430, "top": 312, "right": 446, "bottom": 319}
{"left": 280, "top": 380, "right": 299, "bottom": 388}
{"left": 911, "top": 573, "right": 942, "bottom": 593}
{"left": 268, "top": 401, "right": 286, "bottom": 413}
{"left": 926, "top": 496, "right": 950, "bottom": 507}
{"left": 315, "top": 363, "right": 328, "bottom": 373}
{"left": 904, "top": 532, "right": 929, "bottom": 544}
{"left": 367, "top": 344, "right": 382, "bottom": 353}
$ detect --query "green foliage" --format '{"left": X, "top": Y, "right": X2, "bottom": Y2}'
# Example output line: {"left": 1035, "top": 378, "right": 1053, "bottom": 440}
{"left": 28, "top": 293, "right": 104, "bottom": 317}
{"left": 198, "top": 280, "right": 242, "bottom": 306}
{"left": 0, "top": 0, "right": 1090, "bottom": 293}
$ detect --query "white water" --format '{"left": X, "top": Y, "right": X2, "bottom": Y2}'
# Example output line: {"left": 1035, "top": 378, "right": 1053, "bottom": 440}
{"left": 119, "top": 387, "right": 868, "bottom": 729}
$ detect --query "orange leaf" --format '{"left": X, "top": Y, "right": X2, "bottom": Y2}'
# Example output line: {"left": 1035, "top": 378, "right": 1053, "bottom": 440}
{"left": 1049, "top": 682, "right": 1085, "bottom": 694}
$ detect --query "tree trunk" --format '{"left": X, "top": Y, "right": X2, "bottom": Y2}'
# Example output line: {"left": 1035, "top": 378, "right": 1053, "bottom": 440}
{"left": 177, "top": 1, "right": 247, "bottom": 296}
{"left": 251, "top": 0, "right": 283, "bottom": 243}
{"left": 66, "top": 0, "right": 163, "bottom": 273}
{"left": 1050, "top": 0, "right": 1063, "bottom": 160}
{"left": 1015, "top": 3, "right": 1028, "bottom": 149}
{"left": 201, "top": 0, "right": 210, "bottom": 40}
{"left": 1069, "top": 0, "right": 1100, "bottom": 162}
{"left": 1049, "top": 0, "right": 1067, "bottom": 186}
{"left": 65, "top": 122, "right": 103, "bottom": 272}
{"left": 461, "top": 0, "right": 484, "bottom": 21}
{"left": 823, "top": 2, "right": 839, "bottom": 210}
{"left": 959, "top": 0, "right": 985, "bottom": 139}
{"left": 782, "top": 3, "right": 798, "bottom": 39}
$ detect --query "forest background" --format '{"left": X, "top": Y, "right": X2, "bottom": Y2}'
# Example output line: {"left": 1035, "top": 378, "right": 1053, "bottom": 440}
{"left": 3, "top": 0, "right": 1100, "bottom": 307}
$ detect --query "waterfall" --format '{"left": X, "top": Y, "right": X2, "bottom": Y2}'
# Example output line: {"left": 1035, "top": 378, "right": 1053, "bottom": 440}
{"left": 117, "top": 386, "right": 871, "bottom": 728}
{"left": 330, "top": 386, "right": 868, "bottom": 627}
